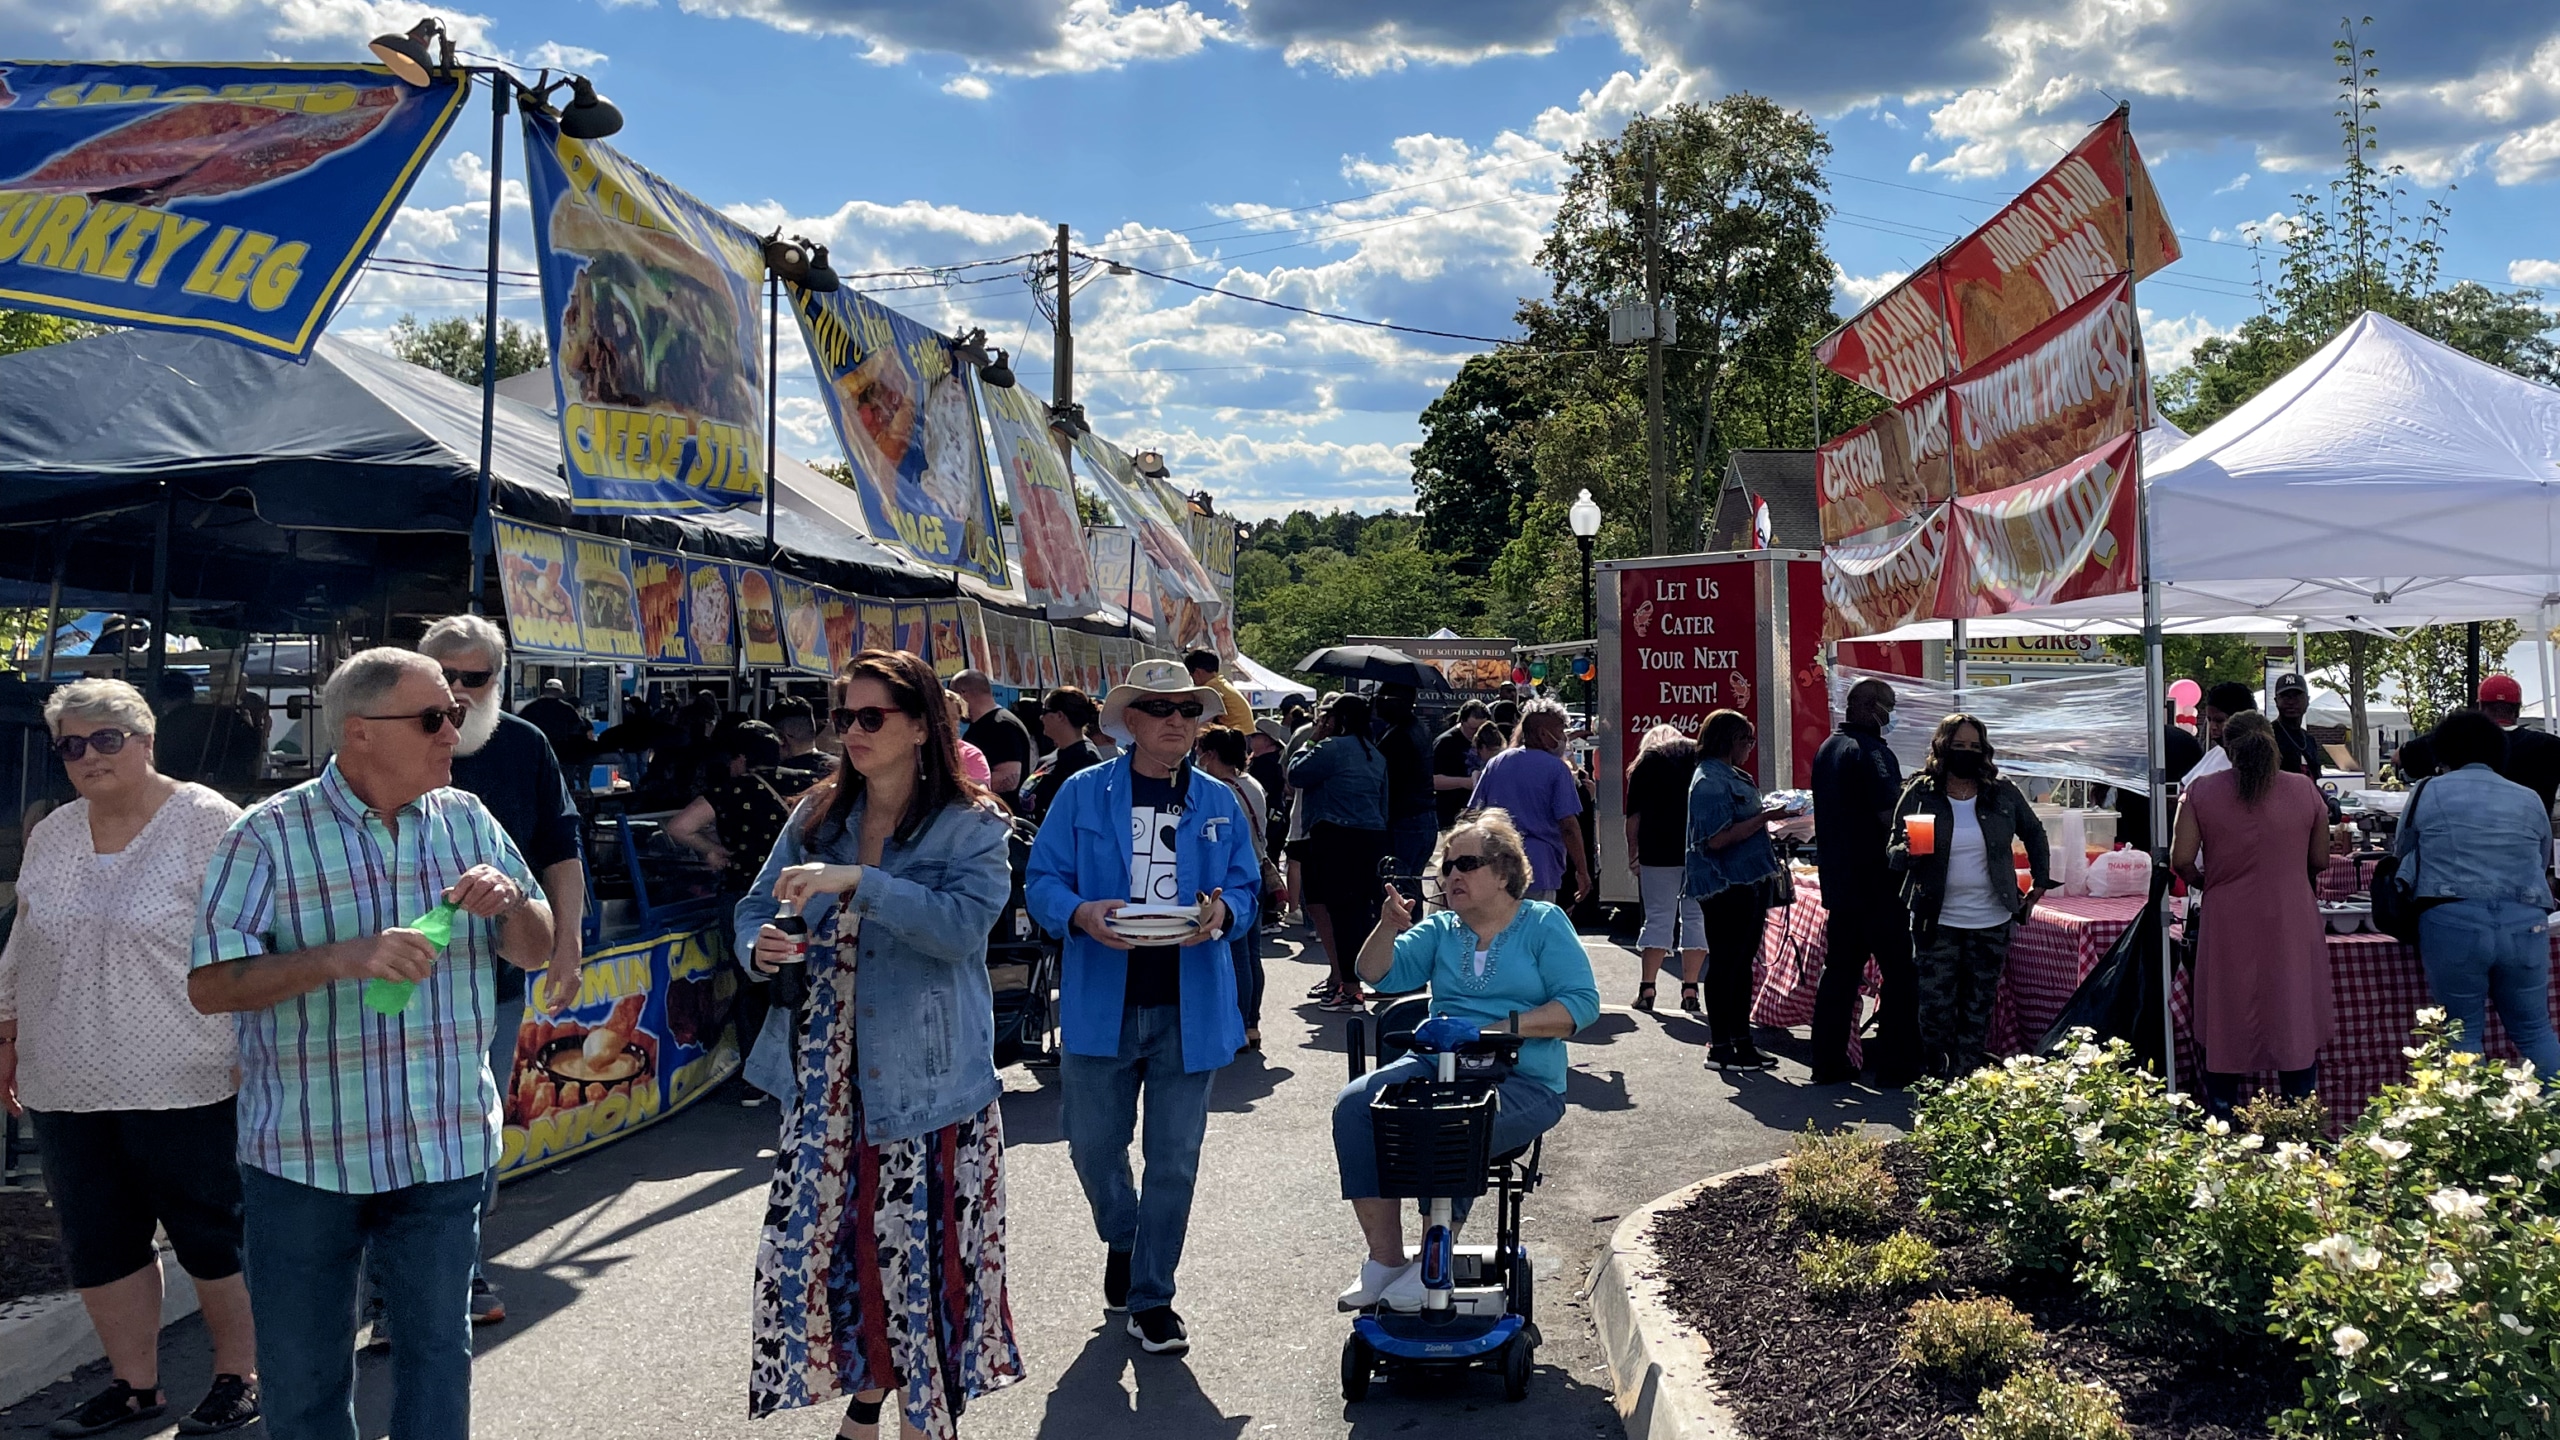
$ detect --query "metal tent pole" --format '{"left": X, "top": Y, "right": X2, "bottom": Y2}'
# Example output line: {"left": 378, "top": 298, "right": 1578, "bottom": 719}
{"left": 36, "top": 528, "right": 63, "bottom": 683}
{"left": 766, "top": 273, "right": 780, "bottom": 549}
{"left": 467, "top": 71, "right": 508, "bottom": 614}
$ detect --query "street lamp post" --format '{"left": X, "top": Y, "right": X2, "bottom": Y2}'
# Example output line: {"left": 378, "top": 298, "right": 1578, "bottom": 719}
{"left": 1568, "top": 488, "right": 1602, "bottom": 728}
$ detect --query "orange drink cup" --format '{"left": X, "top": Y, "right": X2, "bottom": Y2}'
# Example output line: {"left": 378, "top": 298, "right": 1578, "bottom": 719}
{"left": 1905, "top": 814, "right": 1936, "bottom": 855}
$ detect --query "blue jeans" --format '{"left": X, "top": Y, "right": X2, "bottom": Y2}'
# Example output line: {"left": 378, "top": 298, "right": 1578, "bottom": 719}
{"left": 1059, "top": 1004, "right": 1219, "bottom": 1312}
{"left": 478, "top": 993, "right": 524, "bottom": 1282}
{"left": 242, "top": 1166, "right": 484, "bottom": 1440}
{"left": 1333, "top": 1057, "right": 1564, "bottom": 1227}
{"left": 2420, "top": 898, "right": 2560, "bottom": 1077}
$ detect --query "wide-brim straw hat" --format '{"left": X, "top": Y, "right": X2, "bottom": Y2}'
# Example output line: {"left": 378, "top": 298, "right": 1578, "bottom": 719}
{"left": 1098, "top": 658, "right": 1225, "bottom": 740}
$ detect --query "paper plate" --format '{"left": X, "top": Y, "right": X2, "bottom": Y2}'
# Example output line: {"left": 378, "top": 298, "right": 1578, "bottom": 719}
{"left": 1115, "top": 904, "right": 1203, "bottom": 922}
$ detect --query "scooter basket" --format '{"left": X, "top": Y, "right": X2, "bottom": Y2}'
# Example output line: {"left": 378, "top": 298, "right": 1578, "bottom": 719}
{"left": 1370, "top": 1078, "right": 1496, "bottom": 1199}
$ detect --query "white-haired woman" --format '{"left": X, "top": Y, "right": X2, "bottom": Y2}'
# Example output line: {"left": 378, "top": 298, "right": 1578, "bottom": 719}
{"left": 0, "top": 679, "right": 261, "bottom": 1435}
{"left": 1624, "top": 723, "right": 1706, "bottom": 1015}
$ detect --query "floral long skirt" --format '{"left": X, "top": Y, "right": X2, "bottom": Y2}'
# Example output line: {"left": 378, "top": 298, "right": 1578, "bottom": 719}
{"left": 749, "top": 952, "right": 1022, "bottom": 1437}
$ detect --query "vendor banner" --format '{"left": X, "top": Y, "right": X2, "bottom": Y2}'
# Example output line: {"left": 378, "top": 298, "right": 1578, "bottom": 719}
{"left": 858, "top": 601, "right": 895, "bottom": 657}
{"left": 1821, "top": 508, "right": 1952, "bottom": 641}
{"left": 1938, "top": 431, "right": 2141, "bottom": 617}
{"left": 1946, "top": 275, "right": 2138, "bottom": 499}
{"left": 522, "top": 111, "right": 767, "bottom": 516}
{"left": 569, "top": 535, "right": 645, "bottom": 660}
{"left": 894, "top": 603, "right": 930, "bottom": 659}
{"left": 960, "top": 599, "right": 992, "bottom": 675}
{"left": 819, "top": 590, "right": 856, "bottom": 674}
{"left": 1833, "top": 663, "right": 2149, "bottom": 791}
{"left": 685, "top": 558, "right": 736, "bottom": 668}
{"left": 927, "top": 601, "right": 964, "bottom": 678}
{"left": 0, "top": 62, "right": 467, "bottom": 359}
{"left": 498, "top": 924, "right": 740, "bottom": 1175}
{"left": 1818, "top": 110, "right": 2179, "bottom": 403}
{"left": 793, "top": 285, "right": 1008, "bottom": 584}
{"left": 1088, "top": 526, "right": 1152, "bottom": 623}
{"left": 1816, "top": 386, "right": 1950, "bottom": 545}
{"left": 1185, "top": 511, "right": 1237, "bottom": 601}
{"left": 1071, "top": 433, "right": 1220, "bottom": 606}
{"left": 731, "top": 567, "right": 785, "bottom": 668}
{"left": 1351, "top": 636, "right": 1516, "bottom": 695}
{"left": 776, "top": 576, "right": 827, "bottom": 675}
{"left": 494, "top": 519, "right": 583, "bottom": 657}
{"left": 631, "top": 548, "right": 691, "bottom": 665}
{"left": 981, "top": 378, "right": 1096, "bottom": 615}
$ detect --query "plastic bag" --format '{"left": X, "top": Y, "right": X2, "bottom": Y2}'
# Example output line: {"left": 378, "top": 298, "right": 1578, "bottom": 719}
{"left": 2082, "top": 848, "right": 2152, "bottom": 899}
{"left": 2056, "top": 810, "right": 2089, "bottom": 893}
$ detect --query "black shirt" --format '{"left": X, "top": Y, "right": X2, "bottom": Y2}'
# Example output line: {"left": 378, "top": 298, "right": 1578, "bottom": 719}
{"left": 1810, "top": 724, "right": 1902, "bottom": 898}
{"left": 2273, "top": 718, "right": 2322, "bottom": 783}
{"left": 702, "top": 770, "right": 793, "bottom": 880}
{"left": 2114, "top": 723, "right": 2205, "bottom": 854}
{"left": 2499, "top": 725, "right": 2560, "bottom": 816}
{"left": 964, "top": 706, "right": 1035, "bottom": 792}
{"left": 770, "top": 750, "right": 836, "bottom": 796}
{"left": 518, "top": 695, "right": 591, "bottom": 768}
{"left": 1624, "top": 744, "right": 1698, "bottom": 868}
{"left": 1123, "top": 769, "right": 1184, "bottom": 1009}
{"left": 1376, "top": 716, "right": 1436, "bottom": 822}
{"left": 1431, "top": 724, "right": 1475, "bottom": 830}
{"left": 448, "top": 710, "right": 582, "bottom": 999}
{"left": 1029, "top": 739, "right": 1100, "bottom": 821}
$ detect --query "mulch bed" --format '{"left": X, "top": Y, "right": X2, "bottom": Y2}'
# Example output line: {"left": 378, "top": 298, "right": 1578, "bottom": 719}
{"left": 1646, "top": 1144, "right": 2301, "bottom": 1439}
{"left": 0, "top": 1187, "right": 69, "bottom": 1304}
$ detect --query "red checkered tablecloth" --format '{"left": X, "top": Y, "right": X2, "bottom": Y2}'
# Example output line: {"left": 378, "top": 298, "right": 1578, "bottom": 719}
{"left": 2319, "top": 851, "right": 2387, "bottom": 901}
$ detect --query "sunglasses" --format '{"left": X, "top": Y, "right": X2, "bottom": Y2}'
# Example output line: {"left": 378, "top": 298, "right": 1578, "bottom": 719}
{"left": 361, "top": 706, "right": 469, "bottom": 735}
{"left": 832, "top": 706, "right": 898, "bottom": 735}
{"left": 1127, "top": 698, "right": 1205, "bottom": 720}
{"left": 1439, "top": 853, "right": 1492, "bottom": 876}
{"left": 440, "top": 668, "right": 495, "bottom": 690}
{"left": 53, "top": 728, "right": 133, "bottom": 762}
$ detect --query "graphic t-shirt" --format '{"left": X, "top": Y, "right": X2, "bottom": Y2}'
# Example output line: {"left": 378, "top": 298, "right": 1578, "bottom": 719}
{"left": 1124, "top": 769, "right": 1185, "bottom": 1008}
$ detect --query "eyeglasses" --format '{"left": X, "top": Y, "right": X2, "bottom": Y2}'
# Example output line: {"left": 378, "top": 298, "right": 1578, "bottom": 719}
{"left": 1440, "top": 853, "right": 1492, "bottom": 876}
{"left": 361, "top": 706, "right": 469, "bottom": 735}
{"left": 1127, "top": 698, "right": 1205, "bottom": 720}
{"left": 440, "top": 668, "right": 495, "bottom": 690}
{"left": 832, "top": 706, "right": 896, "bottom": 735}
{"left": 53, "top": 728, "right": 133, "bottom": 761}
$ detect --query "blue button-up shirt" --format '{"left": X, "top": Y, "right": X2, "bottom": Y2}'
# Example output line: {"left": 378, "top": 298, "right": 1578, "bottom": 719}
{"left": 194, "top": 761, "right": 535, "bottom": 1194}
{"left": 2395, "top": 763, "right": 2554, "bottom": 908}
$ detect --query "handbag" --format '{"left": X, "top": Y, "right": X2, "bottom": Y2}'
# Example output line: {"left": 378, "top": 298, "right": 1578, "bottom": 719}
{"left": 2370, "top": 778, "right": 2437, "bottom": 943}
{"left": 1752, "top": 862, "right": 1798, "bottom": 911}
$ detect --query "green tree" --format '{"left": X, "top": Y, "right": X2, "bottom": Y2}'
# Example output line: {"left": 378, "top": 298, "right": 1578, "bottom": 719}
{"left": 1409, "top": 354, "right": 1543, "bottom": 572}
{"left": 0, "top": 309, "right": 103, "bottom": 358}
{"left": 388, "top": 312, "right": 548, "bottom": 386}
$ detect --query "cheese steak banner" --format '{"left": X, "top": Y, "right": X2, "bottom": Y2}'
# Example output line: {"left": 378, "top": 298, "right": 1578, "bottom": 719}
{"left": 1938, "top": 430, "right": 2140, "bottom": 618}
{"left": 980, "top": 378, "right": 1096, "bottom": 615}
{"left": 522, "top": 111, "right": 767, "bottom": 515}
{"left": 0, "top": 63, "right": 466, "bottom": 358}
{"left": 1947, "top": 275, "right": 2139, "bottom": 498}
{"left": 1816, "top": 386, "right": 1949, "bottom": 545}
{"left": 793, "top": 285, "right": 1008, "bottom": 584}
{"left": 1821, "top": 508, "right": 1952, "bottom": 642}
{"left": 1818, "top": 110, "right": 2178, "bottom": 403}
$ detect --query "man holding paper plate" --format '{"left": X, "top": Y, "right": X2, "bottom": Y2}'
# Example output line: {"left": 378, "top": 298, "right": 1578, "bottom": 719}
{"left": 1026, "top": 659, "right": 1262, "bottom": 1359}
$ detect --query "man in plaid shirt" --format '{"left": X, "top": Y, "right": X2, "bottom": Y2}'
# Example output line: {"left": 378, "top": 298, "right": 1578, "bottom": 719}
{"left": 190, "top": 649, "right": 554, "bottom": 1440}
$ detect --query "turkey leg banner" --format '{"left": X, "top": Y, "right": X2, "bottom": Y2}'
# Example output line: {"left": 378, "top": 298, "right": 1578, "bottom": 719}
{"left": 521, "top": 110, "right": 767, "bottom": 515}
{"left": 1818, "top": 108, "right": 2178, "bottom": 403}
{"left": 791, "top": 284, "right": 1009, "bottom": 585}
{"left": 981, "top": 376, "right": 1097, "bottom": 616}
{"left": 0, "top": 62, "right": 465, "bottom": 359}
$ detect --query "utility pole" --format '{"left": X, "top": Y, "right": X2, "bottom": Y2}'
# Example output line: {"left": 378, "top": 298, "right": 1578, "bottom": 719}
{"left": 1643, "top": 129, "right": 1667, "bottom": 556}
{"left": 1052, "top": 222, "right": 1074, "bottom": 417}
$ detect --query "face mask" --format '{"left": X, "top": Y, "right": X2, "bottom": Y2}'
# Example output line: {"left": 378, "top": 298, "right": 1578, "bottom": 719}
{"left": 1878, "top": 714, "right": 1896, "bottom": 736}
{"left": 1944, "top": 750, "right": 1985, "bottom": 780}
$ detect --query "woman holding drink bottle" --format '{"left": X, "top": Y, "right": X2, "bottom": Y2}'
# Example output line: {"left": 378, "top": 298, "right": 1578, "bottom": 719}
{"left": 734, "top": 651, "right": 1023, "bottom": 1440}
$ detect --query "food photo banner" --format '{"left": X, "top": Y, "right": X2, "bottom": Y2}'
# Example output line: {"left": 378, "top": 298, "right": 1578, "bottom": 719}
{"left": 792, "top": 284, "right": 1008, "bottom": 585}
{"left": 0, "top": 62, "right": 466, "bottom": 358}
{"left": 1821, "top": 508, "right": 1952, "bottom": 642}
{"left": 979, "top": 376, "right": 1094, "bottom": 614}
{"left": 522, "top": 111, "right": 768, "bottom": 516}
{"left": 1071, "top": 432, "right": 1221, "bottom": 607}
{"left": 1938, "top": 430, "right": 2141, "bottom": 617}
{"left": 1817, "top": 110, "right": 2178, "bottom": 403}
{"left": 1816, "top": 387, "right": 1949, "bottom": 546}
{"left": 1946, "top": 275, "right": 2139, "bottom": 499}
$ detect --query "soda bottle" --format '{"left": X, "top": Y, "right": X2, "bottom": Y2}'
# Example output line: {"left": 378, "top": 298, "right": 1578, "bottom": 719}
{"left": 767, "top": 899, "right": 809, "bottom": 1009}
{"left": 365, "top": 899, "right": 460, "bottom": 1016}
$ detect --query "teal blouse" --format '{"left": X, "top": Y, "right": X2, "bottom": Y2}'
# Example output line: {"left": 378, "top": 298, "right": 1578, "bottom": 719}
{"left": 1378, "top": 901, "right": 1601, "bottom": 1093}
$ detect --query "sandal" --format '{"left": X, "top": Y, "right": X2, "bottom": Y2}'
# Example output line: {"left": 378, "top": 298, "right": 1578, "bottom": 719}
{"left": 1633, "top": 981, "right": 1657, "bottom": 1013}
{"left": 1680, "top": 982, "right": 1703, "bottom": 1015}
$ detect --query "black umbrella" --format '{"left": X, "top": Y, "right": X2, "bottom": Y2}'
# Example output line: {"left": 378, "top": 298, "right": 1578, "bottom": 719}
{"left": 1293, "top": 644, "right": 1454, "bottom": 690}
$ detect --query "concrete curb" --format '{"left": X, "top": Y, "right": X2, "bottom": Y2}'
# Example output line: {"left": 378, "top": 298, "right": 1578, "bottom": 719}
{"left": 0, "top": 1250, "right": 200, "bottom": 1412}
{"left": 1593, "top": 1159, "right": 1784, "bottom": 1440}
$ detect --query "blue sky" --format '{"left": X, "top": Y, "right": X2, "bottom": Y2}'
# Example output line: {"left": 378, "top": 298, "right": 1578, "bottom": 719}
{"left": 8, "top": 0, "right": 2558, "bottom": 520}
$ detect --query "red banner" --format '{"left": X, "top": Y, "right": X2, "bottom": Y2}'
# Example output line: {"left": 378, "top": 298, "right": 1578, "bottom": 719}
{"left": 1946, "top": 274, "right": 2139, "bottom": 498}
{"left": 1619, "top": 560, "right": 1762, "bottom": 744}
{"left": 1817, "top": 385, "right": 1949, "bottom": 544}
{"left": 1821, "top": 508, "right": 1951, "bottom": 641}
{"left": 1817, "top": 111, "right": 2178, "bottom": 402}
{"left": 1939, "top": 431, "right": 2140, "bottom": 617}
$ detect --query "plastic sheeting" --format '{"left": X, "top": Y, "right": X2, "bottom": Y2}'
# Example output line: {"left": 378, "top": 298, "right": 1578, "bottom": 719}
{"left": 1830, "top": 664, "right": 2151, "bottom": 791}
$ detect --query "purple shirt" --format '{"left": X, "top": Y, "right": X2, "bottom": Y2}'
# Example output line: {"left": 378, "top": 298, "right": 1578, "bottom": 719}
{"left": 1467, "top": 747, "right": 1583, "bottom": 893}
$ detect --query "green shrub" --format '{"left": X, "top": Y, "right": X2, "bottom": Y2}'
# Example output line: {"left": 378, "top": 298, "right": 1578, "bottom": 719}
{"left": 1898, "top": 1295, "right": 2041, "bottom": 1380}
{"left": 2232, "top": 1092, "right": 2329, "bottom": 1148}
{"left": 1780, "top": 1124, "right": 1895, "bottom": 1233}
{"left": 1797, "top": 1229, "right": 1943, "bottom": 1301}
{"left": 1959, "top": 1366, "right": 2131, "bottom": 1440}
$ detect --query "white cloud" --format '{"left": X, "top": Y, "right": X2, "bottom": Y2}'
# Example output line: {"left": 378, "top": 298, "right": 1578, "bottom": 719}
{"left": 942, "top": 73, "right": 993, "bottom": 98}
{"left": 2511, "top": 259, "right": 2560, "bottom": 287}
{"left": 668, "top": 0, "right": 1228, "bottom": 77}
{"left": 2141, "top": 308, "right": 2226, "bottom": 374}
{"left": 2214, "top": 172, "right": 2250, "bottom": 193}
{"left": 1834, "top": 267, "right": 1909, "bottom": 310}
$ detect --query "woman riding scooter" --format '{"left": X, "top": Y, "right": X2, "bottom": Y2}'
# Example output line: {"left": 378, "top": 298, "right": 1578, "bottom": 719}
{"left": 1330, "top": 809, "right": 1599, "bottom": 1310}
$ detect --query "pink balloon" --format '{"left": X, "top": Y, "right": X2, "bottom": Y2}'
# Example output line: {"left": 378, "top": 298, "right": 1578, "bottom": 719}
{"left": 2167, "top": 678, "right": 2203, "bottom": 706}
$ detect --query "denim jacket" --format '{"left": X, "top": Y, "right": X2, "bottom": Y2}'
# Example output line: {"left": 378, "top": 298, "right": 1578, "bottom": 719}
{"left": 1888, "top": 774, "right": 2051, "bottom": 926}
{"left": 1024, "top": 754, "right": 1261, "bottom": 1074}
{"left": 1685, "top": 758, "right": 1779, "bottom": 901}
{"left": 1289, "top": 735, "right": 1389, "bottom": 832}
{"left": 2394, "top": 764, "right": 2554, "bottom": 908}
{"left": 734, "top": 795, "right": 1012, "bottom": 1144}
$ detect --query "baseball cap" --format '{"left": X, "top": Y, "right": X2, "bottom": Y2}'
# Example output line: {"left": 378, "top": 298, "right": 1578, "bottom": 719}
{"left": 2479, "top": 674, "right": 2525, "bottom": 706}
{"left": 2271, "top": 672, "right": 2309, "bottom": 697}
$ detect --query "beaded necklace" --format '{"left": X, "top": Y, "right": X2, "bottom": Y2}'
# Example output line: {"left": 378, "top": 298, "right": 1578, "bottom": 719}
{"left": 1446, "top": 903, "right": 1530, "bottom": 995}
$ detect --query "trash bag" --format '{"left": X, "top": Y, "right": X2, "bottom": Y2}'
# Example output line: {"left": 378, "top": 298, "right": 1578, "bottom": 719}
{"left": 2037, "top": 865, "right": 2172, "bottom": 1075}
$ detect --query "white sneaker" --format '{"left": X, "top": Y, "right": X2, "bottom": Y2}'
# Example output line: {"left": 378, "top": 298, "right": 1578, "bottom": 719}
{"left": 1379, "top": 1265, "right": 1429, "bottom": 1312}
{"left": 1337, "top": 1258, "right": 1416, "bottom": 1311}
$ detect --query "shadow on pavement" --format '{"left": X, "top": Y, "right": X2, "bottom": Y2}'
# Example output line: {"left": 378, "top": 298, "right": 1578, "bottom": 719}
{"left": 1033, "top": 1323, "right": 1252, "bottom": 1440}
{"left": 1711, "top": 1070, "right": 1917, "bottom": 1132}
{"left": 1002, "top": 1068, "right": 1066, "bottom": 1147}
{"left": 1562, "top": 1067, "right": 1634, "bottom": 1112}
{"left": 1338, "top": 1340, "right": 1620, "bottom": 1435}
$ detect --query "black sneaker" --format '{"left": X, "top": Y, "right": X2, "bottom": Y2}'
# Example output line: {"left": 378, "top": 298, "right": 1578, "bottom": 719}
{"left": 175, "top": 1374, "right": 259, "bottom": 1435}
{"left": 1731, "top": 1044, "right": 1780, "bottom": 1071}
{"left": 1103, "top": 1249, "right": 1131, "bottom": 1313}
{"left": 1126, "top": 1305, "right": 1189, "bottom": 1354}
{"left": 1806, "top": 1061, "right": 1860, "bottom": 1085}
{"left": 48, "top": 1380, "right": 164, "bottom": 1437}
{"left": 469, "top": 1276, "right": 507, "bottom": 1325}
{"left": 1706, "top": 1043, "right": 1760, "bottom": 1072}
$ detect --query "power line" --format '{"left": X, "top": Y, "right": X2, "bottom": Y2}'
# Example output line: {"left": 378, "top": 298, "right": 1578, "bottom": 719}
{"left": 1079, "top": 252, "right": 1517, "bottom": 345}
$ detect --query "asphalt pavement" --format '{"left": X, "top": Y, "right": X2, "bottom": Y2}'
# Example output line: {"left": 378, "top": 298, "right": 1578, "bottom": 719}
{"left": 1, "top": 918, "right": 1914, "bottom": 1440}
